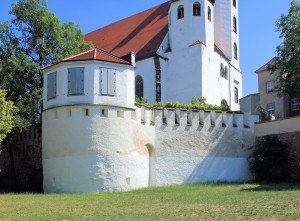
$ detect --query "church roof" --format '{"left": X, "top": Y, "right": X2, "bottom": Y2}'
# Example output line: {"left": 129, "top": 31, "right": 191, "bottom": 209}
{"left": 42, "top": 47, "right": 130, "bottom": 71}
{"left": 255, "top": 57, "right": 277, "bottom": 74}
{"left": 85, "top": 1, "right": 178, "bottom": 61}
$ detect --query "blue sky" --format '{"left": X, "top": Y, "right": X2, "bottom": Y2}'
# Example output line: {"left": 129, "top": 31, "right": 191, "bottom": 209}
{"left": 0, "top": 0, "right": 292, "bottom": 97}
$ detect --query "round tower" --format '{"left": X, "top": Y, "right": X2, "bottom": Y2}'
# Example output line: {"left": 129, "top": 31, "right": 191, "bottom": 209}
{"left": 42, "top": 48, "right": 155, "bottom": 193}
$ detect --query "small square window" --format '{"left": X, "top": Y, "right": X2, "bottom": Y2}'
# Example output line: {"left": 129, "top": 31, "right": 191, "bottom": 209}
{"left": 291, "top": 98, "right": 299, "bottom": 111}
{"left": 266, "top": 81, "right": 274, "bottom": 93}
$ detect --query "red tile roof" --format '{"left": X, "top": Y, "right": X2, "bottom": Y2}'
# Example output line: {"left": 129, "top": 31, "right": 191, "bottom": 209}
{"left": 255, "top": 57, "right": 277, "bottom": 73}
{"left": 190, "top": 40, "right": 206, "bottom": 47}
{"left": 85, "top": 1, "right": 178, "bottom": 61}
{"left": 42, "top": 48, "right": 130, "bottom": 70}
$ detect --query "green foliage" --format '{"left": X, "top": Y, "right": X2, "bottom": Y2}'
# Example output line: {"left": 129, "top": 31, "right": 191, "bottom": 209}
{"left": 249, "top": 135, "right": 290, "bottom": 182}
{"left": 136, "top": 96, "right": 230, "bottom": 111}
{"left": 0, "top": 90, "right": 14, "bottom": 144}
{"left": 0, "top": 0, "right": 93, "bottom": 127}
{"left": 270, "top": 0, "right": 300, "bottom": 97}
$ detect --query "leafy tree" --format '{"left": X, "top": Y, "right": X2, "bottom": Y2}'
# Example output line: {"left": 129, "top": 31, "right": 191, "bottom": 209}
{"left": 270, "top": 0, "right": 300, "bottom": 97}
{"left": 249, "top": 135, "right": 290, "bottom": 182}
{"left": 0, "top": 90, "right": 14, "bottom": 145}
{"left": 0, "top": 0, "right": 93, "bottom": 185}
{"left": 0, "top": 0, "right": 94, "bottom": 127}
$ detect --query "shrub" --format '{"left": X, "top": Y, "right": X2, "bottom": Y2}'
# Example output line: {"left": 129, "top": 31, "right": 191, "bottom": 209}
{"left": 249, "top": 135, "right": 290, "bottom": 182}
{"left": 135, "top": 96, "right": 229, "bottom": 111}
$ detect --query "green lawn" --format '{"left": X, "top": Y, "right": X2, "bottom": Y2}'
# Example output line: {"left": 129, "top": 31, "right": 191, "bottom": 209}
{"left": 0, "top": 184, "right": 299, "bottom": 220}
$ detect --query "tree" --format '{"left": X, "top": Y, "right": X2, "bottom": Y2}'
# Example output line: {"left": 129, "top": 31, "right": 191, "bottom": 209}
{"left": 0, "top": 90, "right": 14, "bottom": 145}
{"left": 270, "top": 0, "right": 300, "bottom": 97}
{"left": 249, "top": 135, "right": 290, "bottom": 182}
{"left": 0, "top": 0, "right": 93, "bottom": 187}
{"left": 0, "top": 0, "right": 94, "bottom": 127}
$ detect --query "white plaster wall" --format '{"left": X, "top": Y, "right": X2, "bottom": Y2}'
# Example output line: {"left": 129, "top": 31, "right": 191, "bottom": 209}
{"left": 43, "top": 105, "right": 155, "bottom": 193}
{"left": 230, "top": 66, "right": 243, "bottom": 111}
{"left": 43, "top": 104, "right": 259, "bottom": 193}
{"left": 43, "top": 61, "right": 135, "bottom": 110}
{"left": 202, "top": 48, "right": 231, "bottom": 107}
{"left": 153, "top": 109, "right": 259, "bottom": 185}
{"left": 165, "top": 44, "right": 203, "bottom": 103}
{"left": 135, "top": 58, "right": 156, "bottom": 103}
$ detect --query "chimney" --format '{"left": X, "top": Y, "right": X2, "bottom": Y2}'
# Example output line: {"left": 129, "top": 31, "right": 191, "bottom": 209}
{"left": 121, "top": 52, "right": 136, "bottom": 67}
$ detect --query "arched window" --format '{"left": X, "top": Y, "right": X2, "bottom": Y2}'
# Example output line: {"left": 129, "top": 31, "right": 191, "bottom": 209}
{"left": 135, "top": 76, "right": 143, "bottom": 98}
{"left": 193, "top": 2, "right": 201, "bottom": 16}
{"left": 221, "top": 99, "right": 229, "bottom": 108}
{"left": 233, "top": 0, "right": 237, "bottom": 8}
{"left": 220, "top": 63, "right": 224, "bottom": 77}
{"left": 233, "top": 16, "right": 237, "bottom": 34}
{"left": 234, "top": 43, "right": 238, "bottom": 60}
{"left": 208, "top": 6, "right": 211, "bottom": 21}
{"left": 178, "top": 5, "right": 184, "bottom": 20}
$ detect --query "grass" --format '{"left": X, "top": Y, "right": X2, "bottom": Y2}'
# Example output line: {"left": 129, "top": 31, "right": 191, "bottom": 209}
{"left": 0, "top": 183, "right": 300, "bottom": 220}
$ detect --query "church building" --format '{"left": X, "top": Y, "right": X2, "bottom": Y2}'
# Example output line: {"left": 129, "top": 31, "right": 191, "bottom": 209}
{"left": 85, "top": 0, "right": 241, "bottom": 110}
{"left": 41, "top": 0, "right": 254, "bottom": 194}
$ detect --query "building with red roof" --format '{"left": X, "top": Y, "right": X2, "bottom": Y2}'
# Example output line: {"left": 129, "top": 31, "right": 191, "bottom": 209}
{"left": 84, "top": 0, "right": 241, "bottom": 110}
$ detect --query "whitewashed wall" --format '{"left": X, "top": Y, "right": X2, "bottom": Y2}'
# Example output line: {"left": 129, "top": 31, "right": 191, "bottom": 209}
{"left": 43, "top": 104, "right": 259, "bottom": 193}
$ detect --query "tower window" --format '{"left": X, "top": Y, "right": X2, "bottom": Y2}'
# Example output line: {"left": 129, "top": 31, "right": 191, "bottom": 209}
{"left": 225, "top": 66, "right": 228, "bottom": 79}
{"left": 47, "top": 71, "right": 57, "bottom": 100}
{"left": 233, "top": 16, "right": 237, "bottom": 34}
{"left": 208, "top": 6, "right": 211, "bottom": 21}
{"left": 220, "top": 63, "right": 224, "bottom": 77}
{"left": 68, "top": 67, "right": 84, "bottom": 96}
{"left": 135, "top": 76, "right": 144, "bottom": 98}
{"left": 234, "top": 87, "right": 239, "bottom": 104}
{"left": 234, "top": 43, "right": 238, "bottom": 60}
{"left": 233, "top": 0, "right": 237, "bottom": 8}
{"left": 178, "top": 5, "right": 184, "bottom": 20}
{"left": 193, "top": 3, "right": 201, "bottom": 16}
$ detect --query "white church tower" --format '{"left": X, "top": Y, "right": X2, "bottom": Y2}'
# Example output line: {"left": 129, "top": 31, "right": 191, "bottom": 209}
{"left": 164, "top": 0, "right": 241, "bottom": 110}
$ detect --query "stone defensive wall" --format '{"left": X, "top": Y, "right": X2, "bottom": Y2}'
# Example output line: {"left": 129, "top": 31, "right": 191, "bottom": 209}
{"left": 42, "top": 104, "right": 259, "bottom": 193}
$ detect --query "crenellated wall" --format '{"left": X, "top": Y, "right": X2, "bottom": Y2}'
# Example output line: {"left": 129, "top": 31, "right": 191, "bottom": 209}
{"left": 43, "top": 104, "right": 259, "bottom": 193}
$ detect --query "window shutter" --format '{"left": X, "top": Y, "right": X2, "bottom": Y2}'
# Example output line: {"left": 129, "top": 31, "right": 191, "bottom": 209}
{"left": 47, "top": 71, "right": 57, "bottom": 100}
{"left": 101, "top": 68, "right": 108, "bottom": 95}
{"left": 108, "top": 69, "right": 116, "bottom": 96}
{"left": 68, "top": 67, "right": 84, "bottom": 95}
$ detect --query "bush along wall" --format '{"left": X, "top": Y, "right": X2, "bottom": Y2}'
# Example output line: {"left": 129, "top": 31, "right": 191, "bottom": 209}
{"left": 249, "top": 134, "right": 300, "bottom": 182}
{"left": 135, "top": 96, "right": 230, "bottom": 111}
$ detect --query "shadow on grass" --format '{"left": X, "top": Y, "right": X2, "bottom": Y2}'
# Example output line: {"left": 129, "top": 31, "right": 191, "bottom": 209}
{"left": 240, "top": 183, "right": 300, "bottom": 192}
{"left": 0, "top": 189, "right": 43, "bottom": 194}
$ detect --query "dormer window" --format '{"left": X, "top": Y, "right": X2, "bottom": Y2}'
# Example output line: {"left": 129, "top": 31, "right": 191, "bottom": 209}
{"left": 233, "top": 0, "right": 237, "bottom": 8}
{"left": 193, "top": 3, "right": 201, "bottom": 16}
{"left": 233, "top": 16, "right": 237, "bottom": 33}
{"left": 208, "top": 6, "right": 211, "bottom": 21}
{"left": 178, "top": 5, "right": 184, "bottom": 19}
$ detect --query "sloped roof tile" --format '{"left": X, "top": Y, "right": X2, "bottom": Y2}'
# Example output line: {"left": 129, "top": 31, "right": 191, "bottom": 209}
{"left": 85, "top": 1, "right": 178, "bottom": 60}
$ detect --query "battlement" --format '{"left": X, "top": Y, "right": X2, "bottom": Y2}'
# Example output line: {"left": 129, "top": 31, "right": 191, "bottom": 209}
{"left": 43, "top": 104, "right": 259, "bottom": 131}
